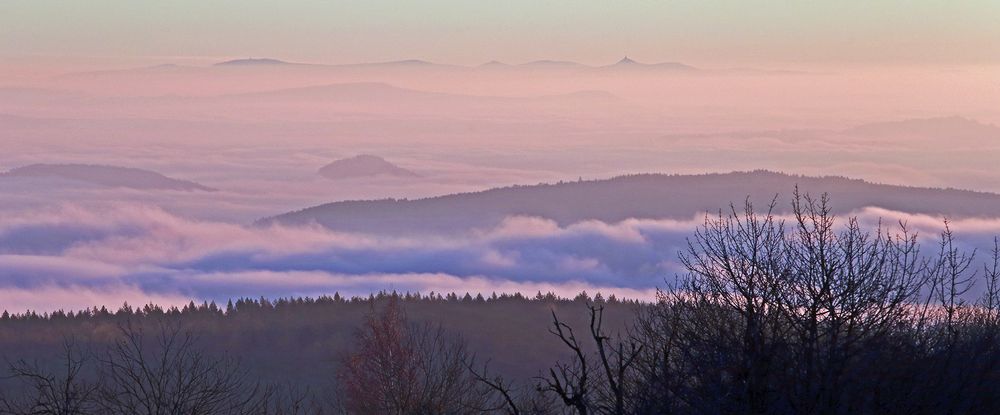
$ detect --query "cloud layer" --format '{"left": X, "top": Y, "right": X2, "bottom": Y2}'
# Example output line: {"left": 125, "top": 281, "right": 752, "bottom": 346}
{"left": 2, "top": 203, "right": 999, "bottom": 313}
{"left": 0, "top": 203, "right": 683, "bottom": 312}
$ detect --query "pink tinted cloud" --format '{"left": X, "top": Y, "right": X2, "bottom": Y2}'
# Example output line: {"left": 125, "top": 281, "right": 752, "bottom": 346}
{"left": 2, "top": 202, "right": 1000, "bottom": 313}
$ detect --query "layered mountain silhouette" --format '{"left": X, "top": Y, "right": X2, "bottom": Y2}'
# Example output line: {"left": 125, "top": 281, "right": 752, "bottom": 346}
{"left": 73, "top": 57, "right": 700, "bottom": 75}
{"left": 478, "top": 60, "right": 511, "bottom": 68}
{"left": 518, "top": 60, "right": 588, "bottom": 69}
{"left": 263, "top": 171, "right": 1000, "bottom": 234}
{"left": 845, "top": 116, "right": 1000, "bottom": 140}
{"left": 663, "top": 116, "right": 1000, "bottom": 146}
{"left": 213, "top": 58, "right": 458, "bottom": 70}
{"left": 317, "top": 155, "right": 419, "bottom": 180}
{"left": 603, "top": 56, "right": 698, "bottom": 71}
{"left": 219, "top": 82, "right": 618, "bottom": 104}
{"left": 0, "top": 82, "right": 624, "bottom": 121}
{"left": 48, "top": 56, "right": 710, "bottom": 96}
{"left": 1, "top": 164, "right": 215, "bottom": 191}
{"left": 223, "top": 82, "right": 453, "bottom": 102}
{"left": 214, "top": 58, "right": 292, "bottom": 66}
{"left": 479, "top": 57, "right": 698, "bottom": 72}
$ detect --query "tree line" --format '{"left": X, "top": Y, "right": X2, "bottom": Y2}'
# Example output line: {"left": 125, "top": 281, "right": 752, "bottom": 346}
{"left": 4, "top": 192, "right": 1000, "bottom": 414}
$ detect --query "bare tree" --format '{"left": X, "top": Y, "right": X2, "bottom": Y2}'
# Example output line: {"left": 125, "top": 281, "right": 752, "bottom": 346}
{"left": 781, "top": 191, "right": 927, "bottom": 414}
{"left": 469, "top": 361, "right": 522, "bottom": 415}
{"left": 0, "top": 341, "right": 97, "bottom": 415}
{"left": 538, "top": 309, "right": 591, "bottom": 415}
{"left": 536, "top": 304, "right": 642, "bottom": 415}
{"left": 469, "top": 359, "right": 558, "bottom": 415}
{"left": 677, "top": 197, "right": 792, "bottom": 414}
{"left": 337, "top": 297, "right": 487, "bottom": 414}
{"left": 249, "top": 385, "right": 324, "bottom": 415}
{"left": 95, "top": 321, "right": 265, "bottom": 415}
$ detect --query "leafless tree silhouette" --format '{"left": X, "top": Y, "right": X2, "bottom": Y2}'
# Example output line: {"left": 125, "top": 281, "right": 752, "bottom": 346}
{"left": 535, "top": 304, "right": 642, "bottom": 415}
{"left": 338, "top": 297, "right": 488, "bottom": 414}
{"left": 95, "top": 321, "right": 267, "bottom": 415}
{"left": 0, "top": 341, "right": 97, "bottom": 415}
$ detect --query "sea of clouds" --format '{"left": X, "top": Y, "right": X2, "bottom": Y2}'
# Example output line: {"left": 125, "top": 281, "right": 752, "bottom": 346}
{"left": 2, "top": 202, "right": 999, "bottom": 313}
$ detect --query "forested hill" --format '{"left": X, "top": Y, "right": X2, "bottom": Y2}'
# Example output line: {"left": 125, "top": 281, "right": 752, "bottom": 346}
{"left": 262, "top": 171, "right": 1000, "bottom": 234}
{"left": 0, "top": 292, "right": 638, "bottom": 390}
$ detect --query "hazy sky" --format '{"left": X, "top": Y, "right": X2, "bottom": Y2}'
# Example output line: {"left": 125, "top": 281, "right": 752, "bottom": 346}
{"left": 3, "top": 0, "right": 999, "bottom": 66}
{"left": 3, "top": 1, "right": 1000, "bottom": 312}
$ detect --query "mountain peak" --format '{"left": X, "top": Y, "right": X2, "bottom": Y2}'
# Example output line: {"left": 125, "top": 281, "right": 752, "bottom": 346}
{"left": 215, "top": 58, "right": 289, "bottom": 66}
{"left": 606, "top": 57, "right": 698, "bottom": 71}
{"left": 375, "top": 59, "right": 432, "bottom": 66}
{"left": 616, "top": 56, "right": 637, "bottom": 65}
{"left": 479, "top": 60, "right": 509, "bottom": 67}
{"left": 317, "top": 155, "right": 420, "bottom": 180}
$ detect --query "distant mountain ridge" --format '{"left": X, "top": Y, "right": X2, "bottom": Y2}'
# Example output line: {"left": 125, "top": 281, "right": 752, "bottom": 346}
{"left": 317, "top": 155, "right": 419, "bottom": 180}
{"left": 845, "top": 116, "right": 1000, "bottom": 139}
{"left": 218, "top": 82, "right": 620, "bottom": 103}
{"left": 262, "top": 171, "right": 1000, "bottom": 234}
{"left": 1, "top": 164, "right": 215, "bottom": 191}
{"left": 215, "top": 58, "right": 292, "bottom": 66}
{"left": 205, "top": 57, "right": 700, "bottom": 72}
{"left": 603, "top": 56, "right": 698, "bottom": 71}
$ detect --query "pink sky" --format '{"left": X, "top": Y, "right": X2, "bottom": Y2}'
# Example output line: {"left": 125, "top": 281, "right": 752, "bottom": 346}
{"left": 3, "top": 1, "right": 1000, "bottom": 67}
{"left": 3, "top": 1, "right": 1000, "bottom": 311}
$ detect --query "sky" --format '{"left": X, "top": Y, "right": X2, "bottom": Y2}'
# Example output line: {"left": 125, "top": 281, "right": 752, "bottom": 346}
{"left": 3, "top": 1, "right": 1000, "bottom": 312}
{"left": 3, "top": 1, "right": 1000, "bottom": 67}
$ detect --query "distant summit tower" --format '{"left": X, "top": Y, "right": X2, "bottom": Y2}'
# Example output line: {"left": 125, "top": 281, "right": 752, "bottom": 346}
{"left": 617, "top": 56, "right": 637, "bottom": 65}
